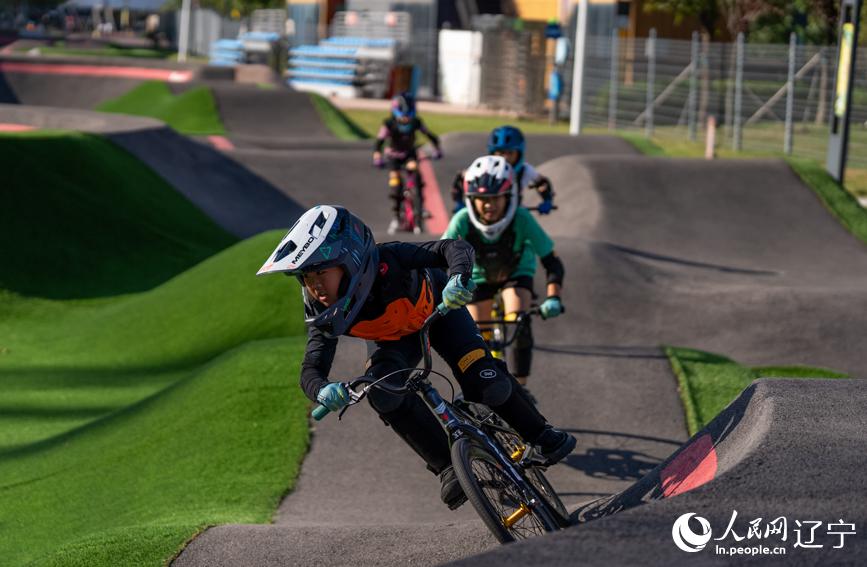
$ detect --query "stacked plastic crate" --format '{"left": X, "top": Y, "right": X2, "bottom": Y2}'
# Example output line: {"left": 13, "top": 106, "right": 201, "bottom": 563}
{"left": 209, "top": 38, "right": 245, "bottom": 66}
{"left": 287, "top": 36, "right": 397, "bottom": 98}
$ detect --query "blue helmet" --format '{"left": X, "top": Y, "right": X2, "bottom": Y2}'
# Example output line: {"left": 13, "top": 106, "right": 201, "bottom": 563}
{"left": 487, "top": 126, "right": 525, "bottom": 172}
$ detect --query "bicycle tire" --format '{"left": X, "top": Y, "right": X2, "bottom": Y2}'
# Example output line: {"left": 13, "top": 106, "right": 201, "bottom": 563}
{"left": 401, "top": 188, "right": 415, "bottom": 232}
{"left": 413, "top": 171, "right": 425, "bottom": 233}
{"left": 463, "top": 405, "right": 571, "bottom": 527}
{"left": 451, "top": 437, "right": 559, "bottom": 543}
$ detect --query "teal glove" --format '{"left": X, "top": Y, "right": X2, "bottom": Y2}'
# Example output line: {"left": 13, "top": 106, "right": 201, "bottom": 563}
{"left": 442, "top": 274, "right": 476, "bottom": 310}
{"left": 316, "top": 382, "right": 350, "bottom": 411}
{"left": 540, "top": 296, "right": 563, "bottom": 319}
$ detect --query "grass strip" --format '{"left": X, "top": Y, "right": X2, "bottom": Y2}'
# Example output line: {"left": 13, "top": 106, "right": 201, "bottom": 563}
{"left": 309, "top": 93, "right": 369, "bottom": 140}
{"left": 785, "top": 157, "right": 867, "bottom": 246}
{"left": 664, "top": 346, "right": 848, "bottom": 436}
{"left": 96, "top": 81, "right": 225, "bottom": 135}
{"left": 0, "top": 130, "right": 235, "bottom": 299}
{"left": 20, "top": 46, "right": 176, "bottom": 59}
{"left": 1, "top": 231, "right": 310, "bottom": 566}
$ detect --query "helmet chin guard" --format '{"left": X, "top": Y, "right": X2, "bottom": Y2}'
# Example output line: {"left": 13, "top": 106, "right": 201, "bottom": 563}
{"left": 463, "top": 155, "right": 518, "bottom": 241}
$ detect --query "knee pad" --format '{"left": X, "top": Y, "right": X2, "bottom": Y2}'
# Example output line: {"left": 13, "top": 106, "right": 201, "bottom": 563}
{"left": 459, "top": 356, "right": 513, "bottom": 408}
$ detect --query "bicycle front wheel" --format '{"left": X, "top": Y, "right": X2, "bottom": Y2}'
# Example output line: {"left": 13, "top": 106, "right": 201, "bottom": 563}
{"left": 451, "top": 437, "right": 559, "bottom": 543}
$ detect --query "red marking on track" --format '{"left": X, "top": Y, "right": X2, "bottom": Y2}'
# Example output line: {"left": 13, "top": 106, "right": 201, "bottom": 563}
{"left": 661, "top": 433, "right": 718, "bottom": 497}
{"left": 0, "top": 123, "right": 35, "bottom": 132}
{"left": 207, "top": 135, "right": 235, "bottom": 151}
{"left": 0, "top": 62, "right": 193, "bottom": 82}
{"left": 417, "top": 152, "right": 448, "bottom": 235}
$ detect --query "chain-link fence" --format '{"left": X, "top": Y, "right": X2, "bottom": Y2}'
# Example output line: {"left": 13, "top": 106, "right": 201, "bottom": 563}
{"left": 568, "top": 32, "right": 867, "bottom": 168}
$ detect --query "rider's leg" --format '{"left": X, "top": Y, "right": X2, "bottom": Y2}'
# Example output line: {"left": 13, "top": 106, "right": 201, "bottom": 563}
{"left": 387, "top": 164, "right": 404, "bottom": 234}
{"left": 365, "top": 340, "right": 467, "bottom": 509}
{"left": 501, "top": 285, "right": 534, "bottom": 385}
{"left": 365, "top": 345, "right": 450, "bottom": 473}
{"left": 406, "top": 158, "right": 428, "bottom": 216}
{"left": 430, "top": 305, "right": 575, "bottom": 462}
{"left": 466, "top": 298, "right": 494, "bottom": 343}
{"left": 388, "top": 169, "right": 403, "bottom": 215}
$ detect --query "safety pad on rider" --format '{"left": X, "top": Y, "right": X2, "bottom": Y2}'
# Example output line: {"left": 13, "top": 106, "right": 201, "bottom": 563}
{"left": 457, "top": 348, "right": 486, "bottom": 372}
{"left": 460, "top": 356, "right": 512, "bottom": 408}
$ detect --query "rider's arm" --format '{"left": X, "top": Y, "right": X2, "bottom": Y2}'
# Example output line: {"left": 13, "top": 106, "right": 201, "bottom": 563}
{"left": 521, "top": 208, "right": 563, "bottom": 293}
{"left": 451, "top": 170, "right": 465, "bottom": 204}
{"left": 417, "top": 118, "right": 441, "bottom": 149}
{"left": 524, "top": 163, "right": 554, "bottom": 202}
{"left": 384, "top": 239, "right": 474, "bottom": 278}
{"left": 300, "top": 325, "right": 339, "bottom": 402}
{"left": 374, "top": 121, "right": 390, "bottom": 153}
{"left": 541, "top": 252, "right": 564, "bottom": 297}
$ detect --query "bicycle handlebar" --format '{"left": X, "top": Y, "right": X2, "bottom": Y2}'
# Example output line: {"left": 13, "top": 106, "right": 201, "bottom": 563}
{"left": 312, "top": 301, "right": 450, "bottom": 420}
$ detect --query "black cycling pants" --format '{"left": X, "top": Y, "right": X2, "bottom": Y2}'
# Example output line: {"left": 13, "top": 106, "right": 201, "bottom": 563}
{"left": 364, "top": 272, "right": 547, "bottom": 474}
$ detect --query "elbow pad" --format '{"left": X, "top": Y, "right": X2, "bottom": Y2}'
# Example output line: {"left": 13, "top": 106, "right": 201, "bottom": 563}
{"left": 540, "top": 252, "right": 564, "bottom": 286}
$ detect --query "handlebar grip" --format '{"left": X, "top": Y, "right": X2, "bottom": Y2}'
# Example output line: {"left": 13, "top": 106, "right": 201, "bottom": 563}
{"left": 311, "top": 405, "right": 331, "bottom": 421}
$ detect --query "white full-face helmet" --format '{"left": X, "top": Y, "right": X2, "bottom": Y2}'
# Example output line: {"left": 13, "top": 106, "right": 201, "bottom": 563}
{"left": 463, "top": 155, "right": 518, "bottom": 241}
{"left": 257, "top": 205, "right": 378, "bottom": 337}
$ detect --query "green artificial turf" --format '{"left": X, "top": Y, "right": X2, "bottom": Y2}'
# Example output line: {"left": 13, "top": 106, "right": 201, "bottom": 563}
{"left": 21, "top": 45, "right": 177, "bottom": 59}
{"left": 0, "top": 231, "right": 311, "bottom": 567}
{"left": 343, "top": 107, "right": 574, "bottom": 140}
{"left": 309, "top": 94, "right": 370, "bottom": 140}
{"left": 0, "top": 131, "right": 235, "bottom": 299}
{"left": 786, "top": 157, "right": 867, "bottom": 246}
{"left": 96, "top": 81, "right": 225, "bottom": 135}
{"left": 665, "top": 346, "right": 848, "bottom": 436}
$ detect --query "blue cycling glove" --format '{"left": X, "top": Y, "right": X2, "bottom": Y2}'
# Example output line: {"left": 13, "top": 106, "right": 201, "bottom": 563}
{"left": 316, "top": 382, "right": 350, "bottom": 411}
{"left": 442, "top": 274, "right": 476, "bottom": 310}
{"left": 540, "top": 296, "right": 563, "bottom": 319}
{"left": 537, "top": 199, "right": 554, "bottom": 215}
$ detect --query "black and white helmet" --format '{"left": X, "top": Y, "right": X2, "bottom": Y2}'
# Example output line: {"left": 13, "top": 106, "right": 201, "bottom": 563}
{"left": 463, "top": 155, "right": 518, "bottom": 241}
{"left": 257, "top": 205, "right": 378, "bottom": 337}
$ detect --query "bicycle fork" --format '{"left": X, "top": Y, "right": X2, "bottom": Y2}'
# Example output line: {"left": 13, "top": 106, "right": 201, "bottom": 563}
{"left": 416, "top": 380, "right": 541, "bottom": 525}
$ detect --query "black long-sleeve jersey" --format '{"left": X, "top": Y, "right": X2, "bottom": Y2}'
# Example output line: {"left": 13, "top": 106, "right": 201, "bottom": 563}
{"left": 299, "top": 239, "right": 474, "bottom": 401}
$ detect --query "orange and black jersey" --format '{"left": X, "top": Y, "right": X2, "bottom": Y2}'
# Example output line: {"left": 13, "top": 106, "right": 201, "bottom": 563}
{"left": 299, "top": 239, "right": 474, "bottom": 402}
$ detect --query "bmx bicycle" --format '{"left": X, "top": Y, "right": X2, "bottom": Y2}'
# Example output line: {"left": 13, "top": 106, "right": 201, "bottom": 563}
{"left": 376, "top": 151, "right": 437, "bottom": 235}
{"left": 311, "top": 302, "right": 570, "bottom": 542}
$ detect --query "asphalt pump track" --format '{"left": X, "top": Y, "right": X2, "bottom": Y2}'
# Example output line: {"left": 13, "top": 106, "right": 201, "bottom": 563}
{"left": 7, "top": 75, "right": 866, "bottom": 565}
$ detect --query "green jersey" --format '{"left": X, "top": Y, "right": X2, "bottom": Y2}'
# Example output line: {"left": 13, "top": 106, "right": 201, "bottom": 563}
{"left": 442, "top": 207, "right": 554, "bottom": 285}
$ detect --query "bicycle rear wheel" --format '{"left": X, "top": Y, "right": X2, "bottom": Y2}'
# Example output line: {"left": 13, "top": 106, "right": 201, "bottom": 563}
{"left": 465, "top": 407, "right": 571, "bottom": 528}
{"left": 451, "top": 437, "right": 559, "bottom": 543}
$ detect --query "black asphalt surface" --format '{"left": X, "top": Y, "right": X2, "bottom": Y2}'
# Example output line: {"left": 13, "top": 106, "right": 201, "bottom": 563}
{"left": 446, "top": 155, "right": 867, "bottom": 564}
{"left": 0, "top": 104, "right": 302, "bottom": 238}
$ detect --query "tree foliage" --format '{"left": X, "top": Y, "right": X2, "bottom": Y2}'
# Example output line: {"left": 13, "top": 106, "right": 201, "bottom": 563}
{"left": 161, "top": 0, "right": 285, "bottom": 18}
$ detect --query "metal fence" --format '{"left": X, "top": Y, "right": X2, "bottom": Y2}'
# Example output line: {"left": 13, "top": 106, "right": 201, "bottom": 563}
{"left": 567, "top": 32, "right": 867, "bottom": 168}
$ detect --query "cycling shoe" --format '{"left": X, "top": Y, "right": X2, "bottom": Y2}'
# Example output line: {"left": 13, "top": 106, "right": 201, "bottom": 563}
{"left": 439, "top": 466, "right": 467, "bottom": 510}
{"left": 534, "top": 426, "right": 576, "bottom": 465}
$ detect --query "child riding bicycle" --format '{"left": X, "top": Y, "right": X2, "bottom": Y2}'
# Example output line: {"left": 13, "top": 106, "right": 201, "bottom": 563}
{"left": 443, "top": 156, "right": 565, "bottom": 403}
{"left": 373, "top": 92, "right": 443, "bottom": 234}
{"left": 258, "top": 205, "right": 575, "bottom": 510}
{"left": 451, "top": 125, "right": 554, "bottom": 214}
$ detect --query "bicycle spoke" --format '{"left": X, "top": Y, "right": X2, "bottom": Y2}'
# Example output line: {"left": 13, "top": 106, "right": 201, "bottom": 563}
{"left": 469, "top": 457, "right": 547, "bottom": 539}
